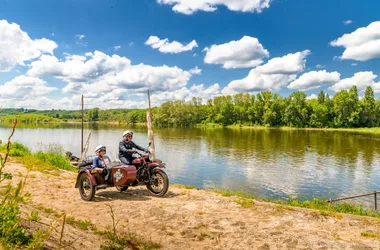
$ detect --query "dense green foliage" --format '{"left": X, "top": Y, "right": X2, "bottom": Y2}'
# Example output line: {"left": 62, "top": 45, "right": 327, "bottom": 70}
{"left": 2, "top": 85, "right": 380, "bottom": 128}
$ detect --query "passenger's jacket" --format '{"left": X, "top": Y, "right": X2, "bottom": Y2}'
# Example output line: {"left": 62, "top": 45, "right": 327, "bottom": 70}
{"left": 92, "top": 155, "right": 111, "bottom": 169}
{"left": 118, "top": 140, "right": 147, "bottom": 161}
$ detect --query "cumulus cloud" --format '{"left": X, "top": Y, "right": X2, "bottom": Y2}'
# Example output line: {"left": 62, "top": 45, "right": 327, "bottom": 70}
{"left": 157, "top": 0, "right": 271, "bottom": 15}
{"left": 189, "top": 66, "right": 202, "bottom": 75}
{"left": 75, "top": 34, "right": 85, "bottom": 40}
{"left": 316, "top": 64, "right": 325, "bottom": 69}
{"left": 287, "top": 70, "right": 341, "bottom": 91}
{"left": 306, "top": 94, "right": 318, "bottom": 100}
{"left": 0, "top": 75, "right": 57, "bottom": 99}
{"left": 204, "top": 36, "right": 269, "bottom": 69}
{"left": 343, "top": 20, "right": 352, "bottom": 25}
{"left": 0, "top": 19, "right": 57, "bottom": 72}
{"left": 329, "top": 71, "right": 380, "bottom": 92}
{"left": 145, "top": 36, "right": 198, "bottom": 53}
{"left": 27, "top": 50, "right": 196, "bottom": 99}
{"left": 330, "top": 21, "right": 380, "bottom": 61}
{"left": 114, "top": 45, "right": 121, "bottom": 51}
{"left": 222, "top": 50, "right": 310, "bottom": 94}
{"left": 151, "top": 83, "right": 220, "bottom": 105}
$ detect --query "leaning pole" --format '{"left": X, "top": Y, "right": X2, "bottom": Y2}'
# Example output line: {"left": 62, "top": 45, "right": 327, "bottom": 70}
{"left": 147, "top": 90, "right": 156, "bottom": 160}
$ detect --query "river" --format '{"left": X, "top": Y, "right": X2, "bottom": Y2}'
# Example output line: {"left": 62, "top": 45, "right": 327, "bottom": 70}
{"left": 1, "top": 122, "right": 380, "bottom": 205}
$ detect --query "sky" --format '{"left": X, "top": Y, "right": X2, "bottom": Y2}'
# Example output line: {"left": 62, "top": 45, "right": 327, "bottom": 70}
{"left": 0, "top": 0, "right": 380, "bottom": 110}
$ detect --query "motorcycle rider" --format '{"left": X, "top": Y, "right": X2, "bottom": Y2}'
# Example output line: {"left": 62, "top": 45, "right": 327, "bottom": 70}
{"left": 119, "top": 130, "right": 149, "bottom": 165}
{"left": 92, "top": 145, "right": 111, "bottom": 174}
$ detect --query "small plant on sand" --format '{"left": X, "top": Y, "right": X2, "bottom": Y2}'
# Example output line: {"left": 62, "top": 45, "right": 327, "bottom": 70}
{"left": 66, "top": 216, "right": 95, "bottom": 231}
{"left": 361, "top": 232, "right": 377, "bottom": 238}
{"left": 235, "top": 198, "right": 255, "bottom": 208}
{"left": 97, "top": 205, "right": 161, "bottom": 250}
{"left": 28, "top": 211, "right": 41, "bottom": 222}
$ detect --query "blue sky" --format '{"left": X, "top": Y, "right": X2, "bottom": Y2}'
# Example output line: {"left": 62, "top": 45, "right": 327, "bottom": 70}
{"left": 0, "top": 0, "right": 380, "bottom": 109}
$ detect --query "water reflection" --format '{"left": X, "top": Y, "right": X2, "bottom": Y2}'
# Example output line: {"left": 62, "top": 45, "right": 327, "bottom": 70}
{"left": 1, "top": 123, "right": 380, "bottom": 205}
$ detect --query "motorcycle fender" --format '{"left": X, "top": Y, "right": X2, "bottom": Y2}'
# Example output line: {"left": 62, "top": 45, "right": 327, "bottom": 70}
{"left": 148, "top": 162, "right": 165, "bottom": 169}
{"left": 75, "top": 169, "right": 97, "bottom": 188}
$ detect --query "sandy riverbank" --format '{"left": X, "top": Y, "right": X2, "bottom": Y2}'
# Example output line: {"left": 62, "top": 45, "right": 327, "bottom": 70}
{"left": 3, "top": 161, "right": 380, "bottom": 249}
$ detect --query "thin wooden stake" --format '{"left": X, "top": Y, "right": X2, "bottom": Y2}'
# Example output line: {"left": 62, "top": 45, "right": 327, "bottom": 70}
{"left": 81, "top": 95, "right": 84, "bottom": 154}
{"left": 147, "top": 90, "right": 156, "bottom": 160}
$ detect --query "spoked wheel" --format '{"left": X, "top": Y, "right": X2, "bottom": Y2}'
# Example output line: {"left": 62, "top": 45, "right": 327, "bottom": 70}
{"left": 79, "top": 174, "right": 95, "bottom": 201}
{"left": 116, "top": 186, "right": 129, "bottom": 192}
{"left": 146, "top": 169, "right": 169, "bottom": 197}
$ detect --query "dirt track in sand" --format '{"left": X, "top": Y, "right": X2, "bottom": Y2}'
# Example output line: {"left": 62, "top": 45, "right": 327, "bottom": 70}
{"left": 3, "top": 161, "right": 380, "bottom": 250}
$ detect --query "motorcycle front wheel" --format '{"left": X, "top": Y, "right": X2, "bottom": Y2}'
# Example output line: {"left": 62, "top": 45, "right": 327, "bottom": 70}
{"left": 78, "top": 173, "right": 95, "bottom": 201}
{"left": 146, "top": 169, "right": 169, "bottom": 197}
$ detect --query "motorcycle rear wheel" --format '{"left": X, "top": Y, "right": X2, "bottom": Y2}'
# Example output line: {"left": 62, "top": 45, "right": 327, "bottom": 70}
{"left": 79, "top": 173, "right": 95, "bottom": 201}
{"left": 146, "top": 169, "right": 169, "bottom": 197}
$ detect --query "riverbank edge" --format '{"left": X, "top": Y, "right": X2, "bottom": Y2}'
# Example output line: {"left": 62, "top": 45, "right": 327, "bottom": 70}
{"left": 3, "top": 120, "right": 380, "bottom": 134}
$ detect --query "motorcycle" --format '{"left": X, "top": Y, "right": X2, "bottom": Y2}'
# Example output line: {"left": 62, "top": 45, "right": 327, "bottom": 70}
{"left": 75, "top": 145, "right": 169, "bottom": 201}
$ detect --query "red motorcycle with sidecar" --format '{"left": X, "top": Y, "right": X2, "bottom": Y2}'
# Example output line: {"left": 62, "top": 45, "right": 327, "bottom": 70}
{"left": 75, "top": 149, "right": 169, "bottom": 201}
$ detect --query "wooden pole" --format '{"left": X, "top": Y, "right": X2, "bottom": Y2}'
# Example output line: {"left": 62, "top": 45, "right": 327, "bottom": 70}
{"left": 147, "top": 90, "right": 156, "bottom": 160}
{"left": 81, "top": 95, "right": 84, "bottom": 154}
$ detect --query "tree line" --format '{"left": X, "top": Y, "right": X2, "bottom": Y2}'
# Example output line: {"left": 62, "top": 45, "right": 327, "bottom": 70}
{"left": 1, "top": 85, "right": 380, "bottom": 128}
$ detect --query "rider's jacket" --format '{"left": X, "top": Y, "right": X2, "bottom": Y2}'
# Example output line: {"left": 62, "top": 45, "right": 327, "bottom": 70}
{"left": 118, "top": 140, "right": 147, "bottom": 161}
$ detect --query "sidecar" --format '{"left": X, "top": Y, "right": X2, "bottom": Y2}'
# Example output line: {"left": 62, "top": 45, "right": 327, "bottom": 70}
{"left": 75, "top": 163, "right": 137, "bottom": 201}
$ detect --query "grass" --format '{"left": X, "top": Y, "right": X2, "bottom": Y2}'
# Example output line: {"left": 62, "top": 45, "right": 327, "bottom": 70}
{"left": 0, "top": 142, "right": 77, "bottom": 173}
{"left": 66, "top": 217, "right": 96, "bottom": 231}
{"left": 212, "top": 189, "right": 380, "bottom": 219}
{"left": 28, "top": 211, "right": 41, "bottom": 222}
{"left": 95, "top": 230, "right": 162, "bottom": 250}
{"left": 171, "top": 184, "right": 197, "bottom": 189}
{"left": 361, "top": 232, "right": 377, "bottom": 238}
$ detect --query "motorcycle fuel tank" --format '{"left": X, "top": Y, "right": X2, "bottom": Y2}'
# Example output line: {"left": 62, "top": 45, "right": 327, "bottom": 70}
{"left": 112, "top": 165, "right": 136, "bottom": 186}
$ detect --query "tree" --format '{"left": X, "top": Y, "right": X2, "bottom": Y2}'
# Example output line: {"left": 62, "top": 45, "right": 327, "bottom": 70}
{"left": 361, "top": 86, "right": 376, "bottom": 127}
{"left": 283, "top": 92, "right": 309, "bottom": 127}
{"left": 88, "top": 108, "right": 99, "bottom": 122}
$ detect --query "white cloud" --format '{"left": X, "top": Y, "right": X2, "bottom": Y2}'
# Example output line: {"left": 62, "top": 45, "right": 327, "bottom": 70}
{"left": 157, "top": 0, "right": 271, "bottom": 15}
{"left": 306, "top": 94, "right": 318, "bottom": 100}
{"left": 151, "top": 83, "right": 220, "bottom": 105}
{"left": 27, "top": 50, "right": 195, "bottom": 96}
{"left": 258, "top": 50, "right": 310, "bottom": 74}
{"left": 222, "top": 50, "right": 310, "bottom": 94}
{"left": 287, "top": 70, "right": 340, "bottom": 91}
{"left": 316, "top": 64, "right": 325, "bottom": 69}
{"left": 75, "top": 34, "right": 85, "bottom": 40}
{"left": 330, "top": 21, "right": 380, "bottom": 61}
{"left": 145, "top": 36, "right": 198, "bottom": 53}
{"left": 204, "top": 36, "right": 269, "bottom": 69}
{"left": 0, "top": 19, "right": 57, "bottom": 72}
{"left": 189, "top": 66, "right": 202, "bottom": 75}
{"left": 114, "top": 45, "right": 121, "bottom": 51}
{"left": 329, "top": 71, "right": 380, "bottom": 92}
{"left": 351, "top": 63, "right": 358, "bottom": 66}
{"left": 343, "top": 20, "right": 352, "bottom": 25}
{"left": 0, "top": 75, "right": 57, "bottom": 99}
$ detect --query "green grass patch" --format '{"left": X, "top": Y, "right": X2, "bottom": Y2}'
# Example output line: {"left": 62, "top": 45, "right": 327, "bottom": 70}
{"left": 212, "top": 189, "right": 380, "bottom": 219}
{"left": 28, "top": 211, "right": 41, "bottom": 222}
{"left": 95, "top": 230, "right": 161, "bottom": 250}
{"left": 66, "top": 216, "right": 95, "bottom": 231}
{"left": 361, "top": 232, "right": 377, "bottom": 238}
{"left": 234, "top": 198, "right": 255, "bottom": 208}
{"left": 1, "top": 142, "right": 77, "bottom": 173}
{"left": 213, "top": 189, "right": 256, "bottom": 199}
{"left": 171, "top": 184, "right": 197, "bottom": 189}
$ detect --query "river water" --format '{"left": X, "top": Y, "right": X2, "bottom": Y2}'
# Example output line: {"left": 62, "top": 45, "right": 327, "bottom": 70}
{"left": 1, "top": 123, "right": 380, "bottom": 205}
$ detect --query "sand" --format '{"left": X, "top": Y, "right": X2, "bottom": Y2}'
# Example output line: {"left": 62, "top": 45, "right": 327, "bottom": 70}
{"left": 2, "top": 161, "right": 380, "bottom": 249}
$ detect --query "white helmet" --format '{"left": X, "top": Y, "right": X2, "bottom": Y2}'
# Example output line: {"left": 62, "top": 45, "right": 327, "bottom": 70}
{"left": 123, "top": 130, "right": 133, "bottom": 137}
{"left": 95, "top": 145, "right": 106, "bottom": 154}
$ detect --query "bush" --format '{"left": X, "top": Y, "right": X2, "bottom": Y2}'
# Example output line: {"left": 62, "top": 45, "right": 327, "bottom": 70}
{"left": 0, "top": 142, "right": 31, "bottom": 157}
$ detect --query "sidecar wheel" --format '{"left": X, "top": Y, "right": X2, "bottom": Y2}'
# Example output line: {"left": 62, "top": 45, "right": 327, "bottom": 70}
{"left": 146, "top": 169, "right": 169, "bottom": 197}
{"left": 79, "top": 174, "right": 95, "bottom": 201}
{"left": 116, "top": 186, "right": 129, "bottom": 192}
